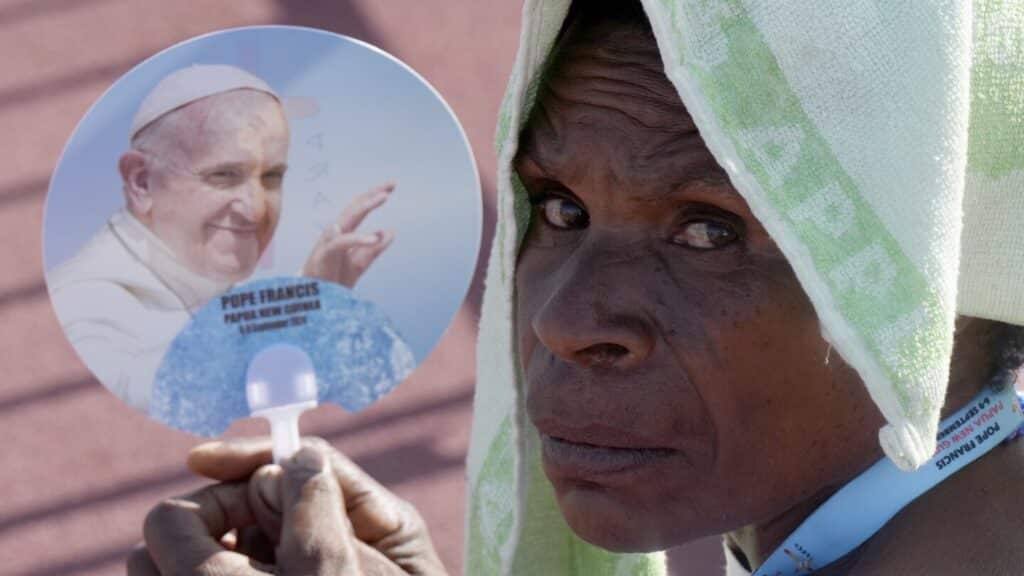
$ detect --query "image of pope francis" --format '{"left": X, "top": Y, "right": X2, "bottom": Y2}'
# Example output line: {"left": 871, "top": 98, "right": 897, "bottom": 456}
{"left": 47, "top": 64, "right": 396, "bottom": 412}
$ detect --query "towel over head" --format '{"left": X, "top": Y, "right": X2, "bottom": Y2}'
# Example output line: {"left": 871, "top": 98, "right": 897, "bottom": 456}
{"left": 466, "top": 1, "right": 1024, "bottom": 574}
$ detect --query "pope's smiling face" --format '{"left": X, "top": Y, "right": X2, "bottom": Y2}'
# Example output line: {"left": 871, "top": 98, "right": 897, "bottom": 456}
{"left": 513, "top": 7, "right": 886, "bottom": 552}
{"left": 124, "top": 89, "right": 289, "bottom": 282}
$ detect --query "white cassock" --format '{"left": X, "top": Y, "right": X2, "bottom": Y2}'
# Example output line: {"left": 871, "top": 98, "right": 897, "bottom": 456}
{"left": 47, "top": 210, "right": 228, "bottom": 412}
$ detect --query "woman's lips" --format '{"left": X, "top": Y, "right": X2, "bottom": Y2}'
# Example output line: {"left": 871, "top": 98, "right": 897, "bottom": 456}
{"left": 540, "top": 434, "right": 679, "bottom": 479}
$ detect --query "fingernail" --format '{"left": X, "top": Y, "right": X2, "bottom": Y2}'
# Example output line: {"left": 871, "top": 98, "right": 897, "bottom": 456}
{"left": 289, "top": 447, "right": 325, "bottom": 474}
{"left": 256, "top": 465, "right": 283, "bottom": 510}
{"left": 191, "top": 441, "right": 222, "bottom": 453}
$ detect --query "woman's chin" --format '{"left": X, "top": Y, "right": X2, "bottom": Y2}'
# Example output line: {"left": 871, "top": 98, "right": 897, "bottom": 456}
{"left": 554, "top": 482, "right": 678, "bottom": 553}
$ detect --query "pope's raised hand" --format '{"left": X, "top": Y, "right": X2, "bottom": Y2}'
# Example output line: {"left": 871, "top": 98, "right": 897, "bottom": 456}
{"left": 303, "top": 183, "right": 396, "bottom": 288}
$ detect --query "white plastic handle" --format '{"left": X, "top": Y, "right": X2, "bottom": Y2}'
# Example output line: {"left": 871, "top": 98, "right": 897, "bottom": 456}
{"left": 252, "top": 401, "right": 317, "bottom": 463}
{"left": 246, "top": 343, "right": 319, "bottom": 463}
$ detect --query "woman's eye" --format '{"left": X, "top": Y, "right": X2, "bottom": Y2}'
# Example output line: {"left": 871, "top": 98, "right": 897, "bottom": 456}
{"left": 673, "top": 220, "right": 738, "bottom": 249}
{"left": 540, "top": 196, "right": 589, "bottom": 230}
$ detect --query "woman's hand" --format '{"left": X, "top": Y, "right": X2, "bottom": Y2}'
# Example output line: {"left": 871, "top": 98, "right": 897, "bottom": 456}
{"left": 128, "top": 438, "right": 446, "bottom": 575}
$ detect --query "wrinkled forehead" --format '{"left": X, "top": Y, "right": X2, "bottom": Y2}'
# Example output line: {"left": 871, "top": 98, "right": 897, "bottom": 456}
{"left": 519, "top": 7, "right": 698, "bottom": 150}
{"left": 517, "top": 8, "right": 729, "bottom": 193}
{"left": 136, "top": 89, "right": 288, "bottom": 162}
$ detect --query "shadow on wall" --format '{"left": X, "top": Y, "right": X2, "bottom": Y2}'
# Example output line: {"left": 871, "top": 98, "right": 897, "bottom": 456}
{"left": 275, "top": 0, "right": 385, "bottom": 47}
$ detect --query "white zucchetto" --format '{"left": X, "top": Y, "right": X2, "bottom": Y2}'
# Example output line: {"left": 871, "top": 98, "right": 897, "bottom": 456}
{"left": 130, "top": 64, "right": 279, "bottom": 140}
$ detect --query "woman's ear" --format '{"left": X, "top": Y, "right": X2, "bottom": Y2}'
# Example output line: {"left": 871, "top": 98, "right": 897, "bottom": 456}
{"left": 119, "top": 150, "right": 152, "bottom": 216}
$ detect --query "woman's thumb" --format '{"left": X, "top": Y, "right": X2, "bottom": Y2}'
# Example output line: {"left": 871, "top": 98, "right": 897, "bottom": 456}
{"left": 276, "top": 447, "right": 360, "bottom": 576}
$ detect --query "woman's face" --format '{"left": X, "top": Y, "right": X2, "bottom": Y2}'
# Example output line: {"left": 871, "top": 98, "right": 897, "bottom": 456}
{"left": 513, "top": 23, "right": 886, "bottom": 552}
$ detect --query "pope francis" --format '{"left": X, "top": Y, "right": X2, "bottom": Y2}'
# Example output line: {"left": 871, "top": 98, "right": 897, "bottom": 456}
{"left": 47, "top": 64, "right": 395, "bottom": 413}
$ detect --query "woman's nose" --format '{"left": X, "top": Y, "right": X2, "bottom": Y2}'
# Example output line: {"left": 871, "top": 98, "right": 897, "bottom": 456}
{"left": 529, "top": 243, "right": 655, "bottom": 369}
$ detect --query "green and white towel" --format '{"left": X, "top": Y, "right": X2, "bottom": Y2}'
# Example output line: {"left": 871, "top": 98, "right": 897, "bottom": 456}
{"left": 466, "top": 1, "right": 1024, "bottom": 574}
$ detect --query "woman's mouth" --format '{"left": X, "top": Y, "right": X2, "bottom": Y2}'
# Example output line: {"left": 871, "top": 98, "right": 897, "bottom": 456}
{"left": 540, "top": 434, "right": 679, "bottom": 479}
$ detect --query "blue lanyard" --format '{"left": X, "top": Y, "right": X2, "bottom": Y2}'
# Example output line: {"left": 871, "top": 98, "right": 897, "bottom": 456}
{"left": 753, "top": 384, "right": 1024, "bottom": 576}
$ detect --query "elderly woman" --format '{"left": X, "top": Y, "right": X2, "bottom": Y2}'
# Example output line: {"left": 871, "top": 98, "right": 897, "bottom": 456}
{"left": 129, "top": 1, "right": 1024, "bottom": 575}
